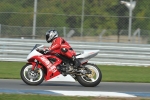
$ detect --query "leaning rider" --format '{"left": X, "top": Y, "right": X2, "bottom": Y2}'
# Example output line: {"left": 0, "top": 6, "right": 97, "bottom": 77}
{"left": 45, "top": 30, "right": 81, "bottom": 68}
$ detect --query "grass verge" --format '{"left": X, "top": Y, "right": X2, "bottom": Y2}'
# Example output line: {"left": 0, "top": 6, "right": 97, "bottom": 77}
{"left": 0, "top": 94, "right": 90, "bottom": 100}
{"left": 0, "top": 94, "right": 150, "bottom": 100}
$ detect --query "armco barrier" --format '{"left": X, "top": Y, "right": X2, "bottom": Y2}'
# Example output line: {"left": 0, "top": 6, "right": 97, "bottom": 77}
{"left": 0, "top": 38, "right": 150, "bottom": 66}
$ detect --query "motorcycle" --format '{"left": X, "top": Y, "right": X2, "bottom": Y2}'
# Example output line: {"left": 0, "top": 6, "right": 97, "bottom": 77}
{"left": 20, "top": 44, "right": 102, "bottom": 87}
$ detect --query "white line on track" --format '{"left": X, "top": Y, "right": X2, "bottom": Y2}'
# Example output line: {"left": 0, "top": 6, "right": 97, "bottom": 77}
{"left": 46, "top": 90, "right": 137, "bottom": 97}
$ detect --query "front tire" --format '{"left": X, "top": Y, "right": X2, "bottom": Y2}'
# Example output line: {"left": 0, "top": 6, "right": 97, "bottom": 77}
{"left": 76, "top": 63, "right": 102, "bottom": 87}
{"left": 20, "top": 64, "right": 44, "bottom": 85}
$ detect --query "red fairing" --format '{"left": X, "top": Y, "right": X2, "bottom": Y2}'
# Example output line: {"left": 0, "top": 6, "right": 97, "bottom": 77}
{"left": 29, "top": 55, "right": 61, "bottom": 81}
{"left": 44, "top": 55, "right": 62, "bottom": 80}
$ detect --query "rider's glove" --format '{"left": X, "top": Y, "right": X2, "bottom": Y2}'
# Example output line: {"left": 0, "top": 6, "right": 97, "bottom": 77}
{"left": 43, "top": 48, "right": 50, "bottom": 54}
{"left": 36, "top": 48, "right": 50, "bottom": 54}
{"left": 36, "top": 48, "right": 44, "bottom": 52}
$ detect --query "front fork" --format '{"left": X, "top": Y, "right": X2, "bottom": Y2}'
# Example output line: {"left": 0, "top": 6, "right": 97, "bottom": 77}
{"left": 30, "top": 61, "right": 39, "bottom": 71}
{"left": 28, "top": 59, "right": 61, "bottom": 81}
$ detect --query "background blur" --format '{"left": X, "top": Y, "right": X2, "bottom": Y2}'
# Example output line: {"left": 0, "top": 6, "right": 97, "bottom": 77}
{"left": 0, "top": 0, "right": 150, "bottom": 44}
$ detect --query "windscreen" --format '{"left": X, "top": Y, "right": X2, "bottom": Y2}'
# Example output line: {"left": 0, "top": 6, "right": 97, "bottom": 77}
{"left": 30, "top": 44, "right": 42, "bottom": 52}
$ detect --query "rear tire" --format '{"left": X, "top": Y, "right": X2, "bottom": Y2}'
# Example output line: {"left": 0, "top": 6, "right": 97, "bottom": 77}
{"left": 20, "top": 64, "right": 44, "bottom": 85}
{"left": 76, "top": 63, "right": 102, "bottom": 87}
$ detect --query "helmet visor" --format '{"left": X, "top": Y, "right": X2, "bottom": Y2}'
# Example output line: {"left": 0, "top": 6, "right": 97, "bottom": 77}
{"left": 46, "top": 32, "right": 49, "bottom": 41}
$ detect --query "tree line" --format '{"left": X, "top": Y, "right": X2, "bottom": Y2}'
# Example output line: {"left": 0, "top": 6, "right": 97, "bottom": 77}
{"left": 0, "top": 0, "right": 150, "bottom": 31}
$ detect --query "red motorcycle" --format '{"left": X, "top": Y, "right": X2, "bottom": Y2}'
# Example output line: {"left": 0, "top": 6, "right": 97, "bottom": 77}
{"left": 20, "top": 44, "right": 102, "bottom": 87}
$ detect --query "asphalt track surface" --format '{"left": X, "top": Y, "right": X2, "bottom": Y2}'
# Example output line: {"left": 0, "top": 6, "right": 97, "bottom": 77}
{"left": 0, "top": 79, "right": 150, "bottom": 97}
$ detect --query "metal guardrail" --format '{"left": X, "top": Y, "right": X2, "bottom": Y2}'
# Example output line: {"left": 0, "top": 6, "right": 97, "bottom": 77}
{"left": 0, "top": 38, "right": 150, "bottom": 66}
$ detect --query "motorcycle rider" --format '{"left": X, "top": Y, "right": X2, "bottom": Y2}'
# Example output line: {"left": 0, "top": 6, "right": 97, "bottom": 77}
{"left": 44, "top": 30, "right": 81, "bottom": 70}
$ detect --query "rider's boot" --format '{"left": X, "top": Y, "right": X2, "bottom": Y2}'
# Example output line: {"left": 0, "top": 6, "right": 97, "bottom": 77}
{"left": 72, "top": 56, "right": 81, "bottom": 68}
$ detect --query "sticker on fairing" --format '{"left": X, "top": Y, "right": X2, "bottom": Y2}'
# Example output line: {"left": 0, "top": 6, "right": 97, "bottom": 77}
{"left": 47, "top": 65, "right": 57, "bottom": 73}
{"left": 41, "top": 56, "right": 50, "bottom": 65}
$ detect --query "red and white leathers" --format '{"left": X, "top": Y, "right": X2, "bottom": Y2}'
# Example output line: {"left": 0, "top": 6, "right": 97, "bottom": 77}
{"left": 48, "top": 37, "right": 76, "bottom": 58}
{"left": 48, "top": 37, "right": 81, "bottom": 68}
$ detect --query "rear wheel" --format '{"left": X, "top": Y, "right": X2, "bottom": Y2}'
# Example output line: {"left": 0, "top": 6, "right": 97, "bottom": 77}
{"left": 76, "top": 63, "right": 102, "bottom": 87}
{"left": 20, "top": 64, "right": 44, "bottom": 85}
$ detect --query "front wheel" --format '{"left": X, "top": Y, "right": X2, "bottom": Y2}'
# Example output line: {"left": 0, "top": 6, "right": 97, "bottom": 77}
{"left": 20, "top": 63, "right": 44, "bottom": 85}
{"left": 76, "top": 63, "right": 102, "bottom": 87}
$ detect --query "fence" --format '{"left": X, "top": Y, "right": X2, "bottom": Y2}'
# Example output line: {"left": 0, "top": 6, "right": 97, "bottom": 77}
{"left": 1, "top": 38, "right": 150, "bottom": 66}
{"left": 1, "top": 0, "right": 150, "bottom": 44}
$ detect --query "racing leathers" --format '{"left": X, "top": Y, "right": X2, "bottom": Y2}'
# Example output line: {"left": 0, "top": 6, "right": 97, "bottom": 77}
{"left": 48, "top": 37, "right": 81, "bottom": 68}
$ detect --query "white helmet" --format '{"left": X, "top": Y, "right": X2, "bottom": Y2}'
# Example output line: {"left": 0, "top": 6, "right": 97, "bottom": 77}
{"left": 46, "top": 30, "right": 58, "bottom": 43}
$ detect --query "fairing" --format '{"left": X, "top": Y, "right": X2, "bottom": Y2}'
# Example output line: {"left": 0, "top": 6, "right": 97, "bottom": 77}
{"left": 76, "top": 50, "right": 99, "bottom": 64}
